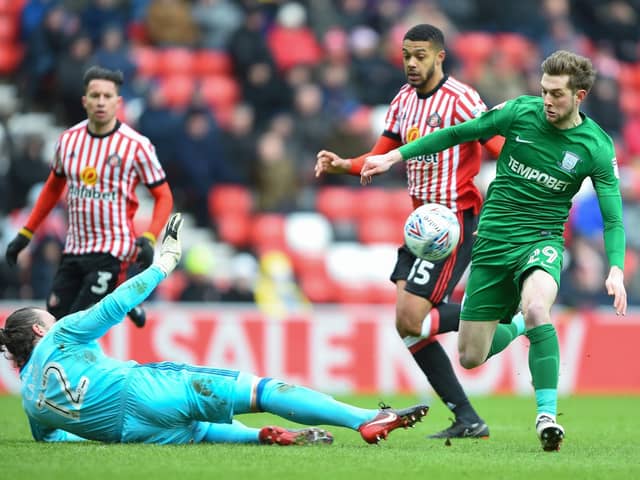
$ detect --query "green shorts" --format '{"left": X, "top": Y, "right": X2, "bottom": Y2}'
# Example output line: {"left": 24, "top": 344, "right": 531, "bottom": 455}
{"left": 460, "top": 236, "right": 564, "bottom": 322}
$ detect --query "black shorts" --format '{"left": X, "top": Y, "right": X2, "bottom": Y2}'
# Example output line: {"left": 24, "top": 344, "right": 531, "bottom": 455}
{"left": 47, "top": 253, "right": 126, "bottom": 319}
{"left": 390, "top": 208, "right": 477, "bottom": 304}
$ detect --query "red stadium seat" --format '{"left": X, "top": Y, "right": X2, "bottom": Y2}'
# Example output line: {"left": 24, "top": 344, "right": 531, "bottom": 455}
{"left": 298, "top": 264, "right": 336, "bottom": 303}
{"left": 0, "top": 43, "right": 23, "bottom": 75}
{"left": 212, "top": 103, "right": 235, "bottom": 130}
{"left": 618, "top": 64, "right": 640, "bottom": 90}
{"left": 208, "top": 184, "right": 253, "bottom": 247}
{"left": 0, "top": 0, "right": 26, "bottom": 14}
{"left": 215, "top": 212, "right": 251, "bottom": 248}
{"left": 451, "top": 31, "right": 495, "bottom": 80}
{"left": 200, "top": 74, "right": 240, "bottom": 111}
{"left": 267, "top": 26, "right": 323, "bottom": 72}
{"left": 452, "top": 32, "right": 494, "bottom": 66}
{"left": 496, "top": 33, "right": 537, "bottom": 69}
{"left": 157, "top": 48, "right": 195, "bottom": 77}
{"left": 334, "top": 282, "right": 396, "bottom": 305}
{"left": 130, "top": 46, "right": 159, "bottom": 78}
{"left": 347, "top": 106, "right": 373, "bottom": 136}
{"left": 368, "top": 282, "right": 397, "bottom": 304}
{"left": 159, "top": 75, "right": 196, "bottom": 109}
{"left": 208, "top": 184, "right": 253, "bottom": 220}
{"left": 289, "top": 251, "right": 326, "bottom": 279}
{"left": 388, "top": 188, "right": 414, "bottom": 223}
{"left": 315, "top": 186, "right": 358, "bottom": 223}
{"left": 623, "top": 117, "right": 640, "bottom": 157}
{"left": 354, "top": 187, "right": 394, "bottom": 220}
{"left": 357, "top": 216, "right": 404, "bottom": 245}
{"left": 0, "top": 14, "right": 19, "bottom": 42}
{"left": 334, "top": 282, "right": 371, "bottom": 304}
{"left": 193, "top": 50, "right": 234, "bottom": 77}
{"left": 620, "top": 89, "right": 640, "bottom": 117}
{"left": 249, "top": 213, "right": 287, "bottom": 254}
{"left": 300, "top": 274, "right": 336, "bottom": 303}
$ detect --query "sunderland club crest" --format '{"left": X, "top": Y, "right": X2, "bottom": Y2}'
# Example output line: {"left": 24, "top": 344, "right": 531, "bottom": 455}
{"left": 107, "top": 152, "right": 121, "bottom": 167}
{"left": 427, "top": 112, "right": 441, "bottom": 127}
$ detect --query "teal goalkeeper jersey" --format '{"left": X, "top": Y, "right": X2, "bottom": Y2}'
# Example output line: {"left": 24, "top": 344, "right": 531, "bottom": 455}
{"left": 399, "top": 95, "right": 625, "bottom": 268}
{"left": 19, "top": 266, "right": 166, "bottom": 443}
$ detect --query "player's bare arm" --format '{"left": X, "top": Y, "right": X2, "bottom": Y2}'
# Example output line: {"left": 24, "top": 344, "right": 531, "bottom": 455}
{"left": 605, "top": 266, "right": 627, "bottom": 316}
{"left": 360, "top": 149, "right": 403, "bottom": 184}
{"left": 314, "top": 150, "right": 351, "bottom": 177}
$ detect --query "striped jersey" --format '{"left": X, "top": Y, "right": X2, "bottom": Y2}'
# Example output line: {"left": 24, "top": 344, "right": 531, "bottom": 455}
{"left": 383, "top": 75, "right": 487, "bottom": 213}
{"left": 52, "top": 120, "right": 167, "bottom": 261}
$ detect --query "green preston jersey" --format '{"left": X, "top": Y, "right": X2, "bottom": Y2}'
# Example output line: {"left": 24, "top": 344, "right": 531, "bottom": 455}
{"left": 400, "top": 95, "right": 625, "bottom": 268}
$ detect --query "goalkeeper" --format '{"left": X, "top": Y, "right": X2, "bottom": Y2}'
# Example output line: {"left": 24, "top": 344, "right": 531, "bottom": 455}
{"left": 0, "top": 213, "right": 428, "bottom": 446}
{"left": 360, "top": 50, "right": 627, "bottom": 452}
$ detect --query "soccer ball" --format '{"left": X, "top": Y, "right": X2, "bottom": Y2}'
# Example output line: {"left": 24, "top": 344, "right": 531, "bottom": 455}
{"left": 403, "top": 203, "right": 460, "bottom": 261}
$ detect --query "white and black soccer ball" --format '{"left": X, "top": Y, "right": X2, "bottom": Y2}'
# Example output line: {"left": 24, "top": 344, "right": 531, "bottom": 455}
{"left": 403, "top": 203, "right": 461, "bottom": 261}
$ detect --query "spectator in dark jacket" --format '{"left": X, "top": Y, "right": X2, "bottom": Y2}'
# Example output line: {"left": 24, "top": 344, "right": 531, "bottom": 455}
{"left": 174, "top": 107, "right": 236, "bottom": 225}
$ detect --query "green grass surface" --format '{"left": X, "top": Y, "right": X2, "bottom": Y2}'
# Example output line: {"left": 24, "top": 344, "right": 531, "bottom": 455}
{"left": 1, "top": 394, "right": 638, "bottom": 480}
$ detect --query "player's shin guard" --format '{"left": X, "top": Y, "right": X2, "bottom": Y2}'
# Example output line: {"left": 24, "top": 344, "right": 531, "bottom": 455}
{"left": 526, "top": 324, "right": 559, "bottom": 416}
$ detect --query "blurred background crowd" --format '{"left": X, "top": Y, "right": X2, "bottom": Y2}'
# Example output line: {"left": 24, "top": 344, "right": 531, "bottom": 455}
{"left": 1, "top": 0, "right": 640, "bottom": 309}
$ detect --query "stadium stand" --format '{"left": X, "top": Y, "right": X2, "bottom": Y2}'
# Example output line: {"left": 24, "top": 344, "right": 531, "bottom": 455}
{"left": 1, "top": 0, "right": 640, "bottom": 305}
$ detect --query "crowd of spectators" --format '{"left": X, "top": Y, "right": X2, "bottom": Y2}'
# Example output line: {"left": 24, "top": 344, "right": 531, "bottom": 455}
{"left": 1, "top": 0, "right": 640, "bottom": 308}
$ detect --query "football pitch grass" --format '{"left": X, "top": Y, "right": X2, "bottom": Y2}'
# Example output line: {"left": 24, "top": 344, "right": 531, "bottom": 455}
{"left": 1, "top": 394, "right": 638, "bottom": 480}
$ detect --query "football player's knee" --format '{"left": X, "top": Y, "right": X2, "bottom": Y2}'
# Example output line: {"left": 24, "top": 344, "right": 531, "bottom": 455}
{"left": 458, "top": 346, "right": 483, "bottom": 369}
{"left": 523, "top": 301, "right": 550, "bottom": 328}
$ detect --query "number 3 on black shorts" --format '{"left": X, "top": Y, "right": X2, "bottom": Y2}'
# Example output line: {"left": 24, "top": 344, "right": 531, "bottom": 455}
{"left": 91, "top": 271, "right": 114, "bottom": 295}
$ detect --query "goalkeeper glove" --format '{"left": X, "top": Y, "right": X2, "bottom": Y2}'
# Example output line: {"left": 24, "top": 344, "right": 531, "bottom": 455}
{"left": 134, "top": 233, "right": 156, "bottom": 269}
{"left": 5, "top": 228, "right": 33, "bottom": 266}
{"left": 154, "top": 213, "right": 183, "bottom": 276}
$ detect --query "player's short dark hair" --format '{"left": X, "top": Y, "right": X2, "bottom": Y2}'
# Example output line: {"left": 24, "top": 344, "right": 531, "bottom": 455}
{"left": 83, "top": 66, "right": 124, "bottom": 92}
{"left": 541, "top": 50, "right": 597, "bottom": 93}
{"left": 403, "top": 24, "right": 445, "bottom": 50}
{"left": 0, "top": 307, "right": 43, "bottom": 369}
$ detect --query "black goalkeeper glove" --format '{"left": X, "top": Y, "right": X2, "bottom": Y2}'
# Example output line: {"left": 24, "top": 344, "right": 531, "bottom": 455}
{"left": 5, "top": 228, "right": 33, "bottom": 267}
{"left": 134, "top": 232, "right": 156, "bottom": 269}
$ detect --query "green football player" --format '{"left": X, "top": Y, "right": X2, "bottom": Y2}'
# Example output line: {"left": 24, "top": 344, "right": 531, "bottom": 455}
{"left": 359, "top": 50, "right": 627, "bottom": 451}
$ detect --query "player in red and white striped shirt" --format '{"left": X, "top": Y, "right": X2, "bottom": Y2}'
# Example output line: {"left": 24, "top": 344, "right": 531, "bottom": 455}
{"left": 5, "top": 66, "right": 173, "bottom": 327}
{"left": 316, "top": 24, "right": 511, "bottom": 439}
